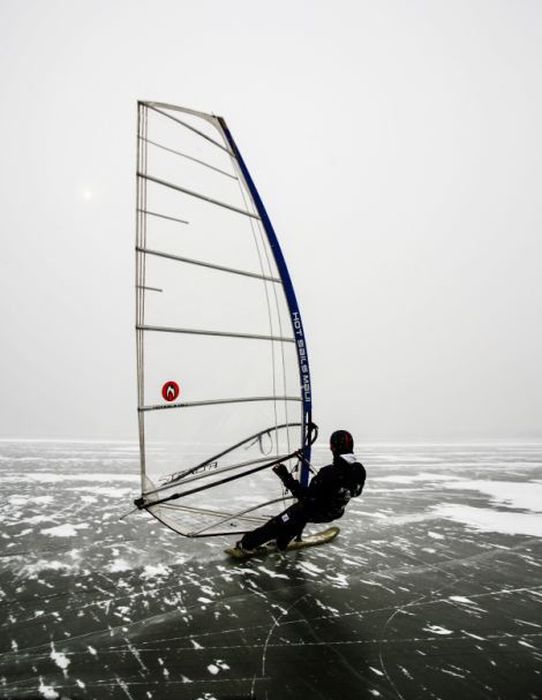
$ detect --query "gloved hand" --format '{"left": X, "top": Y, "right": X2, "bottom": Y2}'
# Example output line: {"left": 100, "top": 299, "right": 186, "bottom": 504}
{"left": 272, "top": 463, "right": 289, "bottom": 481}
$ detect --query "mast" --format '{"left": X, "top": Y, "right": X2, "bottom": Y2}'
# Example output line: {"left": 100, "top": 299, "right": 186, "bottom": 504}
{"left": 216, "top": 117, "right": 313, "bottom": 485}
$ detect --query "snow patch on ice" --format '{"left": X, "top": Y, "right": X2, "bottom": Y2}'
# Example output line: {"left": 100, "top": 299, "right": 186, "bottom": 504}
{"left": 19, "top": 559, "right": 78, "bottom": 577}
{"left": 21, "top": 515, "right": 52, "bottom": 525}
{"left": 433, "top": 504, "right": 542, "bottom": 537}
{"left": 424, "top": 624, "right": 453, "bottom": 635}
{"left": 449, "top": 596, "right": 474, "bottom": 604}
{"left": 314, "top": 598, "right": 340, "bottom": 615}
{"left": 2, "top": 472, "right": 138, "bottom": 484}
{"left": 66, "top": 486, "right": 133, "bottom": 498}
{"left": 81, "top": 495, "right": 98, "bottom": 504}
{"left": 140, "top": 563, "right": 171, "bottom": 580}
{"left": 8, "top": 496, "right": 29, "bottom": 505}
{"left": 372, "top": 473, "right": 461, "bottom": 484}
{"left": 518, "top": 639, "right": 537, "bottom": 649}
{"left": 40, "top": 524, "right": 88, "bottom": 537}
{"left": 257, "top": 566, "right": 289, "bottom": 579}
{"left": 33, "top": 496, "right": 53, "bottom": 504}
{"left": 9, "top": 494, "right": 53, "bottom": 506}
{"left": 38, "top": 678, "right": 59, "bottom": 699}
{"left": 108, "top": 558, "right": 132, "bottom": 573}
{"left": 464, "top": 631, "right": 486, "bottom": 641}
{"left": 207, "top": 660, "right": 229, "bottom": 675}
{"left": 370, "top": 666, "right": 384, "bottom": 676}
{"left": 297, "top": 561, "right": 324, "bottom": 575}
{"left": 441, "top": 667, "right": 466, "bottom": 679}
{"left": 399, "top": 665, "right": 413, "bottom": 679}
{"left": 50, "top": 643, "right": 70, "bottom": 675}
{"left": 442, "top": 480, "right": 542, "bottom": 513}
{"left": 327, "top": 572, "right": 349, "bottom": 588}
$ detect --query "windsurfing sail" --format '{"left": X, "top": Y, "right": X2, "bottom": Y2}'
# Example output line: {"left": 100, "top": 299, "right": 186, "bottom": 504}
{"left": 134, "top": 101, "right": 314, "bottom": 537}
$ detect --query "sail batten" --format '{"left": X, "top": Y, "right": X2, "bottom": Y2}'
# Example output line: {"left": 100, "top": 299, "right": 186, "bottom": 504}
{"left": 136, "top": 246, "right": 282, "bottom": 282}
{"left": 140, "top": 136, "right": 238, "bottom": 179}
{"left": 140, "top": 395, "right": 302, "bottom": 412}
{"left": 137, "top": 324, "right": 295, "bottom": 342}
{"left": 138, "top": 172, "right": 261, "bottom": 219}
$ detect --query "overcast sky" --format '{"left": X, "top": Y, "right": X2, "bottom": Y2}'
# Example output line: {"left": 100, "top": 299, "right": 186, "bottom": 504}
{"left": 1, "top": 0, "right": 541, "bottom": 442}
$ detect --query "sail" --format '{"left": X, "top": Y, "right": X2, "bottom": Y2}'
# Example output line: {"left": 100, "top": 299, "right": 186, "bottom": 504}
{"left": 135, "top": 101, "right": 313, "bottom": 537}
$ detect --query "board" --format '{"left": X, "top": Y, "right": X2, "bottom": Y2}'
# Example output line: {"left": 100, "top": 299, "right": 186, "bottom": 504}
{"left": 225, "top": 526, "right": 340, "bottom": 560}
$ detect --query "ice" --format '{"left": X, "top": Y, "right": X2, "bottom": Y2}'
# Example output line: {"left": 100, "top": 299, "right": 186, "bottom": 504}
{"left": 2, "top": 440, "right": 541, "bottom": 699}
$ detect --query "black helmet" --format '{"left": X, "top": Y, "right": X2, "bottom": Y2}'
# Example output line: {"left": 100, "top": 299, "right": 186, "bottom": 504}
{"left": 330, "top": 430, "right": 354, "bottom": 455}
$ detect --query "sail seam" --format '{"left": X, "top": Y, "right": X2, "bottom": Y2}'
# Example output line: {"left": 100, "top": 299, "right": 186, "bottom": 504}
{"left": 140, "top": 136, "right": 238, "bottom": 179}
{"left": 228, "top": 154, "right": 282, "bottom": 455}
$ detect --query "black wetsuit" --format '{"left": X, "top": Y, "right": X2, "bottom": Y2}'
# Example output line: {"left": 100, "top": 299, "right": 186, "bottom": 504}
{"left": 240, "top": 453, "right": 366, "bottom": 550}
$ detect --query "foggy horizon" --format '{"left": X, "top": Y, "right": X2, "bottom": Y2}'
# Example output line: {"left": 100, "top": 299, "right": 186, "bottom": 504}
{"left": 1, "top": 1, "right": 541, "bottom": 443}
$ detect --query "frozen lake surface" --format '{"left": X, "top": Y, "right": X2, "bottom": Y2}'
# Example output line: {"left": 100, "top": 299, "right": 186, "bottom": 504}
{"left": 1, "top": 441, "right": 541, "bottom": 699}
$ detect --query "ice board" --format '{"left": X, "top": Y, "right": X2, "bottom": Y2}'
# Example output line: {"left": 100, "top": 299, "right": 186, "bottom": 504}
{"left": 225, "top": 526, "right": 340, "bottom": 559}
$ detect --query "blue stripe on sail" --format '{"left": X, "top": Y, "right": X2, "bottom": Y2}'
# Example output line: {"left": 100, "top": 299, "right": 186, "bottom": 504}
{"left": 218, "top": 117, "right": 313, "bottom": 486}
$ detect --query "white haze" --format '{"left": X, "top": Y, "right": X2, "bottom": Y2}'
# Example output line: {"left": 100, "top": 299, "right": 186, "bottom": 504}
{"left": 0, "top": 0, "right": 541, "bottom": 442}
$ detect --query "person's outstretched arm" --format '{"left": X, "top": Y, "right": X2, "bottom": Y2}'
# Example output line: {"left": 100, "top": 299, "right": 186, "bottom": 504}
{"left": 273, "top": 464, "right": 308, "bottom": 499}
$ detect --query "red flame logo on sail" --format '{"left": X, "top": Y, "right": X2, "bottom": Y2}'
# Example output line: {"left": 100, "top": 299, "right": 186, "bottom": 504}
{"left": 161, "top": 381, "right": 180, "bottom": 402}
